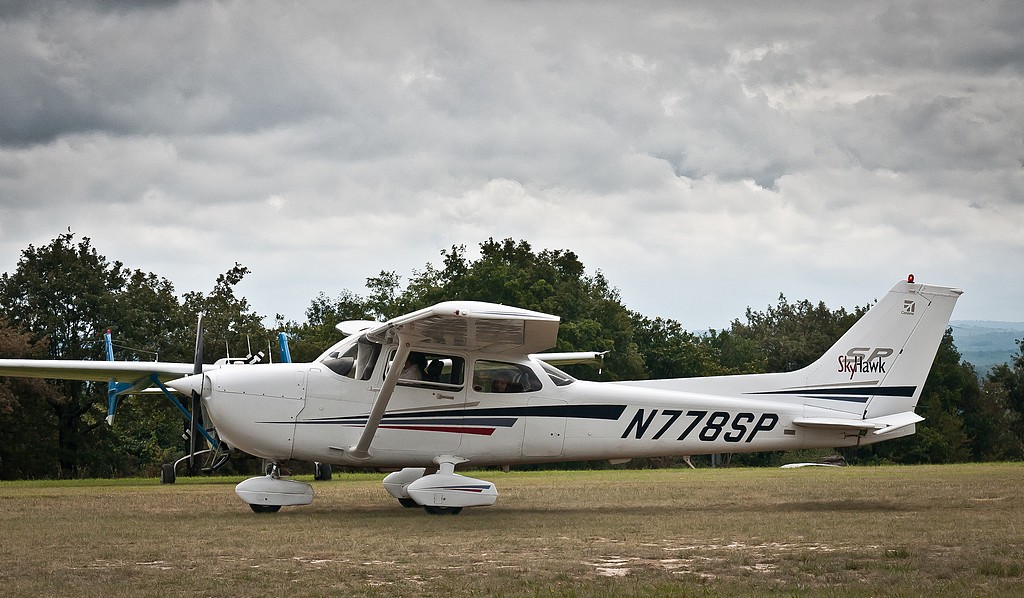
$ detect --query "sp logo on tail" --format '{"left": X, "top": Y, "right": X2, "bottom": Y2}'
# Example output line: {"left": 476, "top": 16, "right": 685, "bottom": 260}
{"left": 838, "top": 347, "right": 894, "bottom": 379}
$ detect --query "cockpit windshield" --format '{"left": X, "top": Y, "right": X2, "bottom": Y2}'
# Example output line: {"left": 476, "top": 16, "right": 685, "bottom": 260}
{"left": 319, "top": 335, "right": 381, "bottom": 380}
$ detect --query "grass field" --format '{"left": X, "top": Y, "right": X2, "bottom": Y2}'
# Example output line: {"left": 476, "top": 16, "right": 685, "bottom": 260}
{"left": 1, "top": 463, "right": 1022, "bottom": 597}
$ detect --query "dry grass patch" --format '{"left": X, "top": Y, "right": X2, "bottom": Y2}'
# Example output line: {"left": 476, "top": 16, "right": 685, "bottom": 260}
{"left": 1, "top": 463, "right": 1022, "bottom": 596}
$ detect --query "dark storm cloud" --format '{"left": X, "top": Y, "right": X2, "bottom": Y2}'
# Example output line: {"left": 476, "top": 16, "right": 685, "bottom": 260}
{"left": 0, "top": 0, "right": 1021, "bottom": 326}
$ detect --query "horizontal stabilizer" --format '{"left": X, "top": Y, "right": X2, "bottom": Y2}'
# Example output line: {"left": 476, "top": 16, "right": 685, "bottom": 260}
{"left": 792, "top": 417, "right": 877, "bottom": 431}
{"left": 793, "top": 411, "right": 924, "bottom": 436}
{"left": 868, "top": 411, "right": 925, "bottom": 436}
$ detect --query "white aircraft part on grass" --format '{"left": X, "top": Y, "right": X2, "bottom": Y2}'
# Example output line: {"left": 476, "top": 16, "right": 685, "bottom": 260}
{"left": 0, "top": 277, "right": 961, "bottom": 514}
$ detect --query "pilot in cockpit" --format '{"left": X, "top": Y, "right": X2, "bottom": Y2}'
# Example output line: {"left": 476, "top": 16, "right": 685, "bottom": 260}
{"left": 491, "top": 372, "right": 516, "bottom": 392}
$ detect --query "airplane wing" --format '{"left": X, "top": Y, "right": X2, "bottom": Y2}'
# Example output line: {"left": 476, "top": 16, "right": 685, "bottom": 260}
{"left": 348, "top": 301, "right": 560, "bottom": 458}
{"left": 362, "top": 301, "right": 560, "bottom": 354}
{"left": 0, "top": 358, "right": 228, "bottom": 434}
{"left": 0, "top": 359, "right": 195, "bottom": 384}
{"left": 335, "top": 320, "right": 380, "bottom": 337}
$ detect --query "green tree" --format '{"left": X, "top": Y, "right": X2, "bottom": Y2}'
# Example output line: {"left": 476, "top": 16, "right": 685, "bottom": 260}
{"left": 0, "top": 233, "right": 197, "bottom": 476}
{"left": 279, "top": 289, "right": 372, "bottom": 363}
{"left": 968, "top": 373, "right": 1023, "bottom": 460}
{"left": 980, "top": 339, "right": 1024, "bottom": 458}
{"left": 703, "top": 328, "right": 768, "bottom": 374}
{"left": 631, "top": 315, "right": 724, "bottom": 379}
{"left": 181, "top": 263, "right": 269, "bottom": 364}
{"left": 364, "top": 270, "right": 407, "bottom": 320}
{"left": 0, "top": 321, "right": 62, "bottom": 479}
{"left": 728, "top": 294, "right": 866, "bottom": 372}
{"left": 0, "top": 233, "right": 131, "bottom": 475}
{"left": 630, "top": 316, "right": 773, "bottom": 380}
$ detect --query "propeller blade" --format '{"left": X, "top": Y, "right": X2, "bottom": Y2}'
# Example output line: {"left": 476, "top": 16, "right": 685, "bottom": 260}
{"left": 192, "top": 313, "right": 204, "bottom": 375}
{"left": 189, "top": 313, "right": 205, "bottom": 475}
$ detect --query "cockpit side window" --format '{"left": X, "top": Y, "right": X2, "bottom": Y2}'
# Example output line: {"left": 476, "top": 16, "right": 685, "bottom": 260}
{"left": 384, "top": 349, "right": 466, "bottom": 389}
{"left": 323, "top": 352, "right": 356, "bottom": 377}
{"left": 473, "top": 360, "right": 544, "bottom": 393}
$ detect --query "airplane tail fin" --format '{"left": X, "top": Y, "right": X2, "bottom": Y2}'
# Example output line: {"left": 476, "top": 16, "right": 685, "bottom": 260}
{"left": 784, "top": 276, "right": 962, "bottom": 418}
{"left": 617, "top": 277, "right": 962, "bottom": 427}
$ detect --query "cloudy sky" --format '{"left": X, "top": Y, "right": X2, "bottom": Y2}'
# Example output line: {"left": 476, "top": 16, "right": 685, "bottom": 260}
{"left": 1, "top": 1, "right": 1021, "bottom": 330}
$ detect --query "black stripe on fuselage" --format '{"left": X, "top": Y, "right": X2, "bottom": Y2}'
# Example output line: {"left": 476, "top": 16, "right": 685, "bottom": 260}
{"left": 294, "top": 403, "right": 627, "bottom": 425}
{"left": 747, "top": 385, "right": 916, "bottom": 403}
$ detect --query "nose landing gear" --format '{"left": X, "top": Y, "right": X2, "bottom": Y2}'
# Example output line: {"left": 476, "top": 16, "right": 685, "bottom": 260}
{"left": 236, "top": 461, "right": 314, "bottom": 513}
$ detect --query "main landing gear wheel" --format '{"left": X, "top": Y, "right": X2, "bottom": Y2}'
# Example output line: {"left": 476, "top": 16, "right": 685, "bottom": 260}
{"left": 250, "top": 504, "right": 282, "bottom": 514}
{"left": 424, "top": 506, "right": 463, "bottom": 516}
{"left": 314, "top": 462, "right": 332, "bottom": 481}
{"left": 160, "top": 463, "right": 176, "bottom": 484}
{"left": 383, "top": 458, "right": 497, "bottom": 515}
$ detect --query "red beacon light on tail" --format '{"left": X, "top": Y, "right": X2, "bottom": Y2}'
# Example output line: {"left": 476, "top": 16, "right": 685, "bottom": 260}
{"left": 907, "top": 274, "right": 915, "bottom": 283}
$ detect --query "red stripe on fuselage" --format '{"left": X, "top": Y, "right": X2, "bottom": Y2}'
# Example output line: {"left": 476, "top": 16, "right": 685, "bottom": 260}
{"left": 378, "top": 424, "right": 496, "bottom": 436}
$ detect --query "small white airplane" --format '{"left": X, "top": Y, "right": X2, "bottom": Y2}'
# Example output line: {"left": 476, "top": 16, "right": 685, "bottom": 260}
{"left": 0, "top": 276, "right": 961, "bottom": 514}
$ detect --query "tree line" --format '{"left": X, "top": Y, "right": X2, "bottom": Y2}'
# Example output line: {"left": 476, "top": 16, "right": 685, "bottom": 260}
{"left": 1, "top": 233, "right": 1021, "bottom": 479}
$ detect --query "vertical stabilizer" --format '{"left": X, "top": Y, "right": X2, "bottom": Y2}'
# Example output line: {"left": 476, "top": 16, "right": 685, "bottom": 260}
{"left": 793, "top": 277, "right": 962, "bottom": 418}
{"left": 613, "top": 277, "right": 962, "bottom": 425}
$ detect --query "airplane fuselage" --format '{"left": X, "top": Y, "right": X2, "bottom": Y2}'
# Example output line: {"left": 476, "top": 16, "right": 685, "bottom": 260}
{"left": 198, "top": 341, "right": 872, "bottom": 469}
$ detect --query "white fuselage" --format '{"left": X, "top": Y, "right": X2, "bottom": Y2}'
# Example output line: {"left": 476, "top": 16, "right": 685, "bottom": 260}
{"left": 199, "top": 337, "right": 871, "bottom": 469}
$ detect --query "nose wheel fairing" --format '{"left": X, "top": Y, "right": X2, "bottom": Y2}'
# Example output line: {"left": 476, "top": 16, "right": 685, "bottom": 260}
{"left": 235, "top": 474, "right": 314, "bottom": 512}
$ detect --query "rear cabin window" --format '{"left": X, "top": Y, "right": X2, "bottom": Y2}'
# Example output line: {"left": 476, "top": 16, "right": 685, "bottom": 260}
{"left": 473, "top": 360, "right": 543, "bottom": 393}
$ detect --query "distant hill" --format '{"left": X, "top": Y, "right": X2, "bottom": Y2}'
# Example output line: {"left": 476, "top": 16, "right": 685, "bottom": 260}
{"left": 949, "top": 321, "right": 1024, "bottom": 374}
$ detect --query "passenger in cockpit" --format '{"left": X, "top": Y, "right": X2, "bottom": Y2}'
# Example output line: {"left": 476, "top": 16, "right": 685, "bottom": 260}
{"left": 401, "top": 353, "right": 427, "bottom": 380}
{"left": 425, "top": 359, "right": 444, "bottom": 382}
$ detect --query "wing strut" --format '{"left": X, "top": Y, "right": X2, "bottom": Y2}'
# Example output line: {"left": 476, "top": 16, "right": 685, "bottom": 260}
{"left": 347, "top": 334, "right": 411, "bottom": 460}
